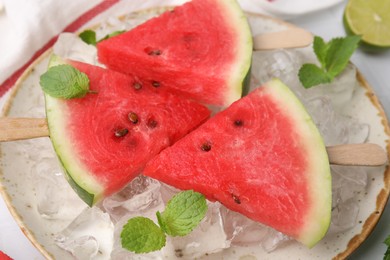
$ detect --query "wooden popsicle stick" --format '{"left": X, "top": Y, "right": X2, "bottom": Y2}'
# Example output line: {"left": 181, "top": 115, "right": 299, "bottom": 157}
{"left": 326, "top": 143, "right": 388, "bottom": 167}
{"left": 0, "top": 118, "right": 387, "bottom": 167}
{"left": 253, "top": 27, "right": 314, "bottom": 50}
{"left": 0, "top": 117, "right": 49, "bottom": 142}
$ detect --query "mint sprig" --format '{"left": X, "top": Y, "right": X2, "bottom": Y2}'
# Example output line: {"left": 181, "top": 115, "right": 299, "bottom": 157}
{"left": 40, "top": 64, "right": 90, "bottom": 99}
{"left": 79, "top": 29, "right": 125, "bottom": 46}
{"left": 121, "top": 217, "right": 166, "bottom": 254}
{"left": 384, "top": 234, "right": 390, "bottom": 260}
{"left": 157, "top": 190, "right": 207, "bottom": 236}
{"left": 79, "top": 30, "right": 97, "bottom": 45}
{"left": 298, "top": 35, "right": 361, "bottom": 88}
{"left": 120, "top": 190, "right": 207, "bottom": 254}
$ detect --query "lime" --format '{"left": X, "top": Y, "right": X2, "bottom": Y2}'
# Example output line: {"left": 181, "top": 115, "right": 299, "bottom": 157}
{"left": 344, "top": 0, "right": 390, "bottom": 49}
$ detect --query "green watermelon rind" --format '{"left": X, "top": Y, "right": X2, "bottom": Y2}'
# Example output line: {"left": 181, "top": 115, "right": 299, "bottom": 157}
{"left": 219, "top": 0, "right": 253, "bottom": 104}
{"left": 264, "top": 79, "right": 332, "bottom": 247}
{"left": 43, "top": 55, "right": 103, "bottom": 206}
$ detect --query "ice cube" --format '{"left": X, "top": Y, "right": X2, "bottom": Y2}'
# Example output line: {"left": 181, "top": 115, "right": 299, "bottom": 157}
{"left": 331, "top": 165, "right": 367, "bottom": 203}
{"left": 330, "top": 199, "right": 360, "bottom": 233}
{"left": 329, "top": 165, "right": 367, "bottom": 233}
{"left": 53, "top": 33, "right": 98, "bottom": 65}
{"left": 54, "top": 207, "right": 114, "bottom": 260}
{"left": 102, "top": 175, "right": 162, "bottom": 223}
{"left": 33, "top": 164, "right": 65, "bottom": 218}
{"left": 30, "top": 157, "right": 84, "bottom": 219}
{"left": 345, "top": 121, "right": 370, "bottom": 144}
{"left": 169, "top": 202, "right": 229, "bottom": 258}
{"left": 261, "top": 228, "right": 291, "bottom": 253}
{"left": 220, "top": 205, "right": 290, "bottom": 251}
{"left": 159, "top": 183, "right": 180, "bottom": 203}
{"left": 304, "top": 97, "right": 335, "bottom": 136}
{"left": 251, "top": 49, "right": 305, "bottom": 94}
{"left": 304, "top": 97, "right": 369, "bottom": 146}
{"left": 55, "top": 235, "right": 99, "bottom": 260}
{"left": 220, "top": 205, "right": 268, "bottom": 246}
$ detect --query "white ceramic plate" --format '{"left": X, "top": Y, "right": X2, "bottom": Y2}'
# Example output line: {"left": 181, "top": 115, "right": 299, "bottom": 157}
{"left": 1, "top": 8, "right": 389, "bottom": 260}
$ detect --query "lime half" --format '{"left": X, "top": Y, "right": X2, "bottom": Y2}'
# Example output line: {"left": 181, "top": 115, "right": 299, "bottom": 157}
{"left": 344, "top": 0, "right": 390, "bottom": 49}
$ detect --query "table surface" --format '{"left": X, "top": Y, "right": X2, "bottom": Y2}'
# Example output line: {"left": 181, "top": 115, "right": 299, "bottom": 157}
{"left": 1, "top": 2, "right": 390, "bottom": 259}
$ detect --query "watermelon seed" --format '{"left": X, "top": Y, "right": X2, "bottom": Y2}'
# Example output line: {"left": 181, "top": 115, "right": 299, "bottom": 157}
{"left": 147, "top": 118, "right": 158, "bottom": 129}
{"left": 133, "top": 82, "right": 142, "bottom": 90}
{"left": 234, "top": 120, "right": 243, "bottom": 126}
{"left": 201, "top": 142, "right": 211, "bottom": 152}
{"left": 232, "top": 194, "right": 241, "bottom": 204}
{"left": 152, "top": 81, "right": 160, "bottom": 87}
{"left": 128, "top": 112, "right": 139, "bottom": 124}
{"left": 148, "top": 49, "right": 162, "bottom": 56}
{"left": 114, "top": 128, "right": 129, "bottom": 137}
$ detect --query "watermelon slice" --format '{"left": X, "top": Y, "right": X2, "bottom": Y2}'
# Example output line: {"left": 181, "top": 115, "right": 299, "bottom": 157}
{"left": 143, "top": 79, "right": 332, "bottom": 247}
{"left": 97, "top": 0, "right": 252, "bottom": 107}
{"left": 43, "top": 55, "right": 210, "bottom": 206}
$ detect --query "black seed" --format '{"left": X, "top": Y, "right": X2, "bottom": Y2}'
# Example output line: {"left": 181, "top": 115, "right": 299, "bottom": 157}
{"left": 234, "top": 120, "right": 243, "bottom": 126}
{"left": 147, "top": 118, "right": 158, "bottom": 129}
{"left": 133, "top": 81, "right": 142, "bottom": 90}
{"left": 232, "top": 194, "right": 241, "bottom": 204}
{"left": 152, "top": 81, "right": 160, "bottom": 87}
{"left": 128, "top": 112, "right": 139, "bottom": 124}
{"left": 114, "top": 128, "right": 128, "bottom": 137}
{"left": 175, "top": 249, "right": 183, "bottom": 258}
{"left": 148, "top": 49, "right": 162, "bottom": 56}
{"left": 201, "top": 142, "right": 211, "bottom": 152}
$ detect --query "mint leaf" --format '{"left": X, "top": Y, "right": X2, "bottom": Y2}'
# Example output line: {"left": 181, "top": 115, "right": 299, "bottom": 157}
{"left": 40, "top": 64, "right": 90, "bottom": 99}
{"left": 298, "top": 64, "right": 332, "bottom": 88}
{"left": 79, "top": 30, "right": 97, "bottom": 45}
{"left": 384, "top": 234, "right": 390, "bottom": 260}
{"left": 121, "top": 190, "right": 207, "bottom": 254}
{"left": 325, "top": 35, "right": 361, "bottom": 77}
{"left": 79, "top": 29, "right": 125, "bottom": 45}
{"left": 298, "top": 35, "right": 360, "bottom": 88}
{"left": 156, "top": 211, "right": 167, "bottom": 233}
{"left": 98, "top": 30, "right": 125, "bottom": 43}
{"left": 385, "top": 234, "right": 390, "bottom": 246}
{"left": 157, "top": 190, "right": 207, "bottom": 236}
{"left": 385, "top": 247, "right": 390, "bottom": 260}
{"left": 313, "top": 36, "right": 329, "bottom": 68}
{"left": 121, "top": 217, "right": 166, "bottom": 253}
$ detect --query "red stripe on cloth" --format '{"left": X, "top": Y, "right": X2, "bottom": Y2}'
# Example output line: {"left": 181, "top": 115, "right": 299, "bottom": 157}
{"left": 0, "top": 0, "right": 120, "bottom": 98}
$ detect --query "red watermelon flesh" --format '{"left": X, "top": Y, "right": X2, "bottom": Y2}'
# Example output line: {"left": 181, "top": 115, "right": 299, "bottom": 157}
{"left": 97, "top": 0, "right": 252, "bottom": 107}
{"left": 44, "top": 55, "right": 210, "bottom": 206}
{"left": 0, "top": 251, "right": 12, "bottom": 260}
{"left": 143, "top": 79, "right": 332, "bottom": 247}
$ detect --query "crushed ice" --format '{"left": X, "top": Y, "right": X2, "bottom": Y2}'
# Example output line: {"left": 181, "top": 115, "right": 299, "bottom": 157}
{"left": 54, "top": 207, "right": 114, "bottom": 259}
{"left": 20, "top": 11, "right": 374, "bottom": 259}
